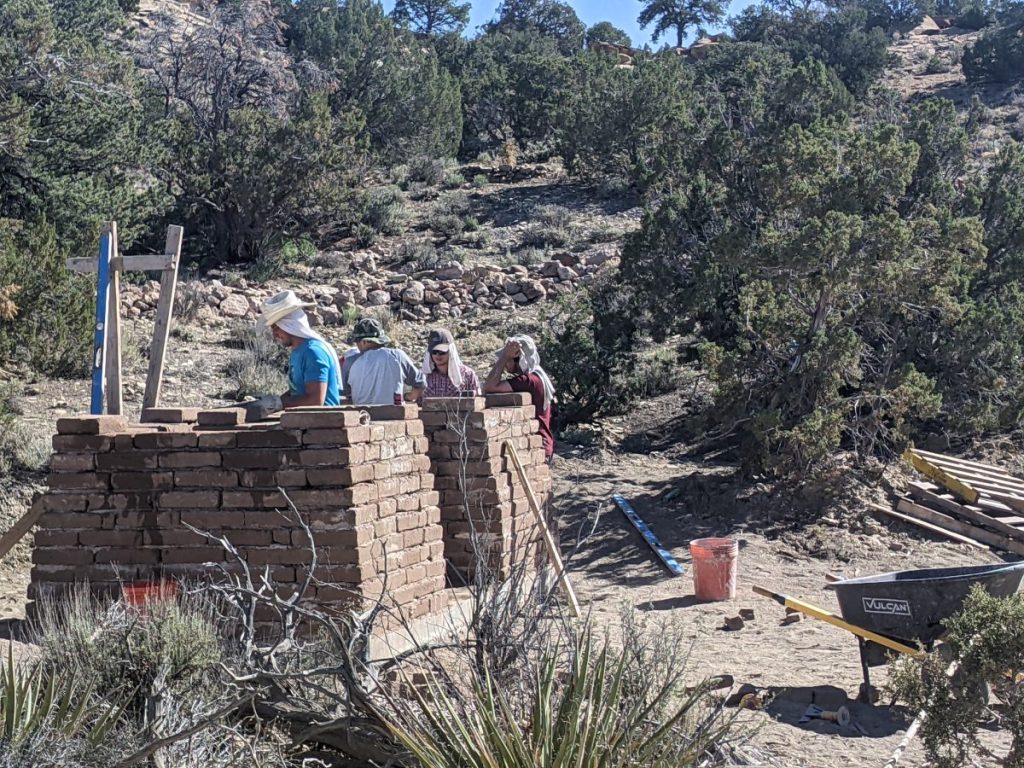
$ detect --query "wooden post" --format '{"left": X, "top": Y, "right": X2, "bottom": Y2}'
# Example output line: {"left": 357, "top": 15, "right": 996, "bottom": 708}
{"left": 0, "top": 496, "right": 44, "bottom": 565}
{"left": 504, "top": 441, "right": 580, "bottom": 618}
{"left": 143, "top": 225, "right": 183, "bottom": 410}
{"left": 105, "top": 221, "right": 123, "bottom": 416}
{"left": 89, "top": 224, "right": 113, "bottom": 415}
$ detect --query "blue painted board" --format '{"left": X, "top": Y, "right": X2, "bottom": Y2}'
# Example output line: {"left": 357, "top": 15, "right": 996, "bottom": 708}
{"left": 89, "top": 231, "right": 112, "bottom": 414}
{"left": 613, "top": 493, "right": 685, "bottom": 576}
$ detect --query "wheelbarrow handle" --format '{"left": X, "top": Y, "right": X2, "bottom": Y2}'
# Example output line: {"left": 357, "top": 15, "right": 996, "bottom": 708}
{"left": 751, "top": 584, "right": 925, "bottom": 659}
{"left": 752, "top": 585, "right": 786, "bottom": 606}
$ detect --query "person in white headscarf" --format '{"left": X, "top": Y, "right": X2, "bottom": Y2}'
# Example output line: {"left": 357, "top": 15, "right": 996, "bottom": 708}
{"left": 247, "top": 290, "right": 342, "bottom": 418}
{"left": 484, "top": 334, "right": 557, "bottom": 460}
{"left": 421, "top": 328, "right": 480, "bottom": 398}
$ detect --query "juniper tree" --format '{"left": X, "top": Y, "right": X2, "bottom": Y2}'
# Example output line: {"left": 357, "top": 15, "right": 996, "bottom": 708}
{"left": 287, "top": 0, "right": 461, "bottom": 161}
{"left": 585, "top": 21, "right": 633, "bottom": 47}
{"left": 0, "top": 0, "right": 155, "bottom": 375}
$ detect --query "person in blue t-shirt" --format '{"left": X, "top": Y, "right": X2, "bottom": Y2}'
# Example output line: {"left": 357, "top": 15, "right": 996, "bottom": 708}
{"left": 247, "top": 290, "right": 342, "bottom": 418}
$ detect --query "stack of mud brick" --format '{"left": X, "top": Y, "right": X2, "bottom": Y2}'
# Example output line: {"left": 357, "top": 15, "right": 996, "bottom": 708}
{"left": 420, "top": 392, "right": 552, "bottom": 581}
{"left": 31, "top": 405, "right": 446, "bottom": 631}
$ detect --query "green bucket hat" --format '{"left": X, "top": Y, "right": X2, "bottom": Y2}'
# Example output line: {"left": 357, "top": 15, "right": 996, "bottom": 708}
{"left": 349, "top": 317, "right": 391, "bottom": 345}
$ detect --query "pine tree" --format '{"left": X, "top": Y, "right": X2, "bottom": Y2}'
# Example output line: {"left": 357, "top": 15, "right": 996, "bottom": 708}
{"left": 390, "top": 0, "right": 470, "bottom": 37}
{"left": 637, "top": 0, "right": 725, "bottom": 47}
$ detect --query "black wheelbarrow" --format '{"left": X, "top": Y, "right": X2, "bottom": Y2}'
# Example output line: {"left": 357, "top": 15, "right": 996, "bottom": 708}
{"left": 755, "top": 561, "right": 1024, "bottom": 699}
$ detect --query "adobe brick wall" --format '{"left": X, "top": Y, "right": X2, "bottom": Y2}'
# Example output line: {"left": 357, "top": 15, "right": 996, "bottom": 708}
{"left": 31, "top": 405, "right": 446, "bottom": 630}
{"left": 421, "top": 393, "right": 551, "bottom": 582}
{"left": 29, "top": 399, "right": 552, "bottom": 629}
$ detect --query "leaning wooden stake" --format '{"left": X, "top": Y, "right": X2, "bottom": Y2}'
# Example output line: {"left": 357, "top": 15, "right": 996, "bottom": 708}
{"left": 504, "top": 441, "right": 580, "bottom": 618}
{"left": 143, "top": 224, "right": 183, "bottom": 410}
{"left": 0, "top": 496, "right": 44, "bottom": 564}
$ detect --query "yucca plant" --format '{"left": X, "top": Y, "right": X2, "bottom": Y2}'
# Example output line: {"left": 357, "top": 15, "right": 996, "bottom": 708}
{"left": 387, "top": 629, "right": 734, "bottom": 767}
{"left": 0, "top": 643, "right": 127, "bottom": 750}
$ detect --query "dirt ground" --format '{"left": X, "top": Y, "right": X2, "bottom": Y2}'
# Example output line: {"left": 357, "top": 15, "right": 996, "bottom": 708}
{"left": 552, "top": 445, "right": 1012, "bottom": 767}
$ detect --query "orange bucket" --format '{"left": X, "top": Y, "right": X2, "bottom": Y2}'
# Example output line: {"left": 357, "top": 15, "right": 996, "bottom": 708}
{"left": 690, "top": 538, "right": 738, "bottom": 601}
{"left": 122, "top": 580, "right": 178, "bottom": 610}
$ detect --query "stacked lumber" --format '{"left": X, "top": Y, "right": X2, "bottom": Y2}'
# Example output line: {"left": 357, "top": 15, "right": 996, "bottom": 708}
{"left": 885, "top": 449, "right": 1024, "bottom": 555}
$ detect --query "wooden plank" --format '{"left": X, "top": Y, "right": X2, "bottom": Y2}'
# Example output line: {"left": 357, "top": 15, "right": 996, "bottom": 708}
{"left": 867, "top": 502, "right": 987, "bottom": 549}
{"left": 914, "top": 449, "right": 1021, "bottom": 479}
{"left": 895, "top": 498, "right": 1024, "bottom": 556}
{"left": 919, "top": 455, "right": 1024, "bottom": 486}
{"left": 912, "top": 481, "right": 1018, "bottom": 518}
{"left": 142, "top": 225, "right": 183, "bottom": 410}
{"left": 0, "top": 497, "right": 44, "bottom": 564}
{"left": 67, "top": 253, "right": 175, "bottom": 273}
{"left": 906, "top": 484, "right": 1024, "bottom": 541}
{"left": 119, "top": 254, "right": 175, "bottom": 271}
{"left": 903, "top": 451, "right": 979, "bottom": 504}
{"left": 89, "top": 225, "right": 113, "bottom": 415}
{"left": 505, "top": 441, "right": 580, "bottom": 618}
{"left": 919, "top": 459, "right": 1024, "bottom": 496}
{"left": 105, "top": 221, "right": 123, "bottom": 416}
{"left": 983, "top": 491, "right": 1024, "bottom": 515}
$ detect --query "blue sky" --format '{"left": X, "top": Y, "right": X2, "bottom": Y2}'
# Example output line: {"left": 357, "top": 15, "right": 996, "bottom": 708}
{"left": 378, "top": 0, "right": 759, "bottom": 46}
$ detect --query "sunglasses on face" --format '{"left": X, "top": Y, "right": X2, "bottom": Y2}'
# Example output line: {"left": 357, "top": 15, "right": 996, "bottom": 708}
{"left": 430, "top": 350, "right": 449, "bottom": 357}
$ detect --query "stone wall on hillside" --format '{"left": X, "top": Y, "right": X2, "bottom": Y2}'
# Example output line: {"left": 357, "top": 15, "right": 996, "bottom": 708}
{"left": 29, "top": 400, "right": 550, "bottom": 630}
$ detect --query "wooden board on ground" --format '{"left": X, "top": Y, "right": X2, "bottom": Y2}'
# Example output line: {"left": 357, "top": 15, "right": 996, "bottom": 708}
{"left": 906, "top": 483, "right": 1024, "bottom": 542}
{"left": 895, "top": 498, "right": 1024, "bottom": 556}
{"left": 902, "top": 451, "right": 979, "bottom": 504}
{"left": 867, "top": 502, "right": 986, "bottom": 549}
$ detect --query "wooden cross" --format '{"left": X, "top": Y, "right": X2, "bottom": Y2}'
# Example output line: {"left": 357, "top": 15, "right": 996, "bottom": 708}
{"left": 67, "top": 222, "right": 184, "bottom": 415}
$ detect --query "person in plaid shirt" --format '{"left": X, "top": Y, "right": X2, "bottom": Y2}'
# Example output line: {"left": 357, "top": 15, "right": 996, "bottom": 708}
{"left": 421, "top": 328, "right": 481, "bottom": 398}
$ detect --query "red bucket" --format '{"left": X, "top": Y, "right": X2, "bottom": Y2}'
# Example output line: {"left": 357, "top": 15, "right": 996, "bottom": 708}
{"left": 690, "top": 538, "right": 738, "bottom": 601}
{"left": 122, "top": 581, "right": 178, "bottom": 610}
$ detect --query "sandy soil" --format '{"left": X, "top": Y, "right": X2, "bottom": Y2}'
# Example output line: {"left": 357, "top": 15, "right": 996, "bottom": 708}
{"left": 552, "top": 447, "right": 1011, "bottom": 767}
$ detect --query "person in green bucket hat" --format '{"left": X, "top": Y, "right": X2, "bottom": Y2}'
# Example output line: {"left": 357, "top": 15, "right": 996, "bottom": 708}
{"left": 342, "top": 317, "right": 425, "bottom": 405}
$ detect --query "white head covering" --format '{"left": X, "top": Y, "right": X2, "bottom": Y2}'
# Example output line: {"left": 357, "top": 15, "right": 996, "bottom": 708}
{"left": 501, "top": 334, "right": 556, "bottom": 412}
{"left": 421, "top": 328, "right": 466, "bottom": 391}
{"left": 274, "top": 309, "right": 342, "bottom": 377}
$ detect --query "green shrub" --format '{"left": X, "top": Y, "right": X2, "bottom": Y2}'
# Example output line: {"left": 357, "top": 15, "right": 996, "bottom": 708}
{"left": 224, "top": 324, "right": 289, "bottom": 398}
{"left": 354, "top": 222, "right": 378, "bottom": 248}
{"left": 443, "top": 171, "right": 465, "bottom": 188}
{"left": 890, "top": 585, "right": 1024, "bottom": 768}
{"left": 398, "top": 241, "right": 444, "bottom": 271}
{"left": 963, "top": 17, "right": 1024, "bottom": 83}
{"left": 363, "top": 186, "right": 406, "bottom": 235}
{"left": 33, "top": 587, "right": 223, "bottom": 715}
{"left": 429, "top": 213, "right": 465, "bottom": 239}
{"left": 471, "top": 173, "right": 489, "bottom": 188}
{"left": 246, "top": 236, "right": 315, "bottom": 282}
{"left": 0, "top": 219, "right": 92, "bottom": 377}
{"left": 407, "top": 156, "right": 450, "bottom": 186}
{"left": 925, "top": 54, "right": 952, "bottom": 74}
